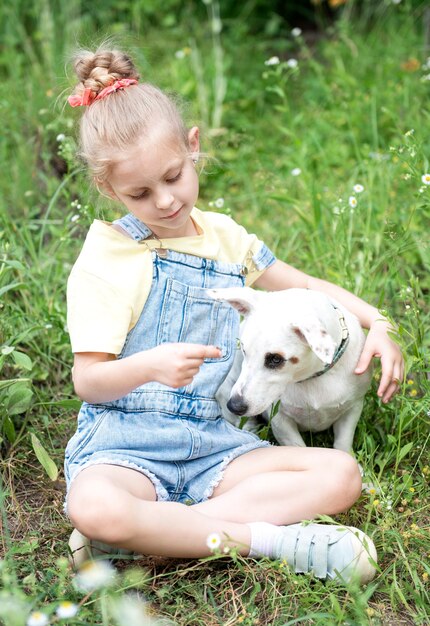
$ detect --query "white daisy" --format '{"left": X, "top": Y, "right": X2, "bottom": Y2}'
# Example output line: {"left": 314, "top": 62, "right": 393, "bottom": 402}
{"left": 206, "top": 532, "right": 222, "bottom": 551}
{"left": 74, "top": 560, "right": 116, "bottom": 592}
{"left": 56, "top": 133, "right": 66, "bottom": 142}
{"left": 56, "top": 602, "right": 79, "bottom": 619}
{"left": 264, "top": 56, "right": 280, "bottom": 66}
{"left": 214, "top": 197, "right": 225, "bottom": 208}
{"left": 291, "top": 168, "right": 302, "bottom": 176}
{"left": 26, "top": 612, "right": 49, "bottom": 626}
{"left": 348, "top": 196, "right": 357, "bottom": 208}
{"left": 291, "top": 28, "right": 302, "bottom": 37}
{"left": 353, "top": 184, "right": 364, "bottom": 193}
{"left": 421, "top": 173, "right": 430, "bottom": 185}
{"left": 286, "top": 58, "right": 298, "bottom": 69}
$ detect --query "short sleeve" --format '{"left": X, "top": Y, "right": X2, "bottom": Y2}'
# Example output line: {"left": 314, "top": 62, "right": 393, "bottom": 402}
{"left": 67, "top": 269, "right": 133, "bottom": 355}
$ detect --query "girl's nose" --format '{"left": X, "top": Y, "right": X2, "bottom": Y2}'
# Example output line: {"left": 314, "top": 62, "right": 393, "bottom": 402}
{"left": 155, "top": 189, "right": 175, "bottom": 210}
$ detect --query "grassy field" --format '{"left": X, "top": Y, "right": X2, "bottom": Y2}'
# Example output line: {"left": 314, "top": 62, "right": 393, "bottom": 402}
{"left": 0, "top": 1, "right": 429, "bottom": 624}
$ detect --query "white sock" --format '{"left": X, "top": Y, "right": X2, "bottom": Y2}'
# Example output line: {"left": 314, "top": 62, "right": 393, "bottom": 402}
{"left": 247, "top": 522, "right": 284, "bottom": 558}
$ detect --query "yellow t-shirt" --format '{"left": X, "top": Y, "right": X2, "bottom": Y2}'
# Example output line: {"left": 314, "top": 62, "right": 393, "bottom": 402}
{"left": 67, "top": 208, "right": 274, "bottom": 355}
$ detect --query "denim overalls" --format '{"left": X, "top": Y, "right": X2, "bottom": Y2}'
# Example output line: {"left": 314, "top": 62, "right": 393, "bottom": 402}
{"left": 64, "top": 213, "right": 274, "bottom": 510}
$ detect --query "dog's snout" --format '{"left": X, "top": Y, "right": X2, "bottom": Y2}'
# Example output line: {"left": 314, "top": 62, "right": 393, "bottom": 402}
{"left": 227, "top": 395, "right": 249, "bottom": 416}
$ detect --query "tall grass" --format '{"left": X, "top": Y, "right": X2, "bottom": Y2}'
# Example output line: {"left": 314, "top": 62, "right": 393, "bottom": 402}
{"left": 0, "top": 1, "right": 429, "bottom": 625}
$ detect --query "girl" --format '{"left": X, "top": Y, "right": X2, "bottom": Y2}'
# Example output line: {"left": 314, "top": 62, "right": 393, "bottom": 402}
{"left": 64, "top": 47, "right": 403, "bottom": 584}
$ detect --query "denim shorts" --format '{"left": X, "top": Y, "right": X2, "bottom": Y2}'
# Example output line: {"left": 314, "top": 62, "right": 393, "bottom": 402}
{"left": 64, "top": 402, "right": 270, "bottom": 512}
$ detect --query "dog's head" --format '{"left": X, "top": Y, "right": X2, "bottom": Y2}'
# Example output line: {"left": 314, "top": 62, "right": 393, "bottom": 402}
{"left": 209, "top": 287, "right": 337, "bottom": 415}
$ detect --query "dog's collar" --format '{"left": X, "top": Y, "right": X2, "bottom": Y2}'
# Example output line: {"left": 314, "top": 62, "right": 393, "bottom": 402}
{"left": 298, "top": 305, "right": 350, "bottom": 383}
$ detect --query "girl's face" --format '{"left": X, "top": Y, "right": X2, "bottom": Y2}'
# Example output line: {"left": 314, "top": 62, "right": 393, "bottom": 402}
{"left": 106, "top": 126, "right": 200, "bottom": 239}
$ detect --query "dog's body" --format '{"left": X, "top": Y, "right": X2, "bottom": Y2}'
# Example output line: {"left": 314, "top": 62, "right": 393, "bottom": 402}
{"left": 212, "top": 288, "right": 372, "bottom": 452}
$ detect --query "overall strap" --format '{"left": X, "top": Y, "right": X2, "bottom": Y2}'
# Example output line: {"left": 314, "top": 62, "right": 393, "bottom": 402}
{"left": 113, "top": 213, "right": 152, "bottom": 242}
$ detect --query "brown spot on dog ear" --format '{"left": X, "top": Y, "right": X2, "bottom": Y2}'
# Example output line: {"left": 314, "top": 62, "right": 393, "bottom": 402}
{"left": 293, "top": 328, "right": 306, "bottom": 342}
{"left": 290, "top": 356, "right": 299, "bottom": 364}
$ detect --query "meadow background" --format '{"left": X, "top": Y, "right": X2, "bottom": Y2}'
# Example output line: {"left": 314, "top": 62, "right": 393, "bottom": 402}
{"left": 0, "top": 0, "right": 429, "bottom": 624}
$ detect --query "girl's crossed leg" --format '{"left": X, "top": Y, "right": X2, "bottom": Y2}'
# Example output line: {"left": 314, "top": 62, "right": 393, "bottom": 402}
{"left": 67, "top": 446, "right": 362, "bottom": 559}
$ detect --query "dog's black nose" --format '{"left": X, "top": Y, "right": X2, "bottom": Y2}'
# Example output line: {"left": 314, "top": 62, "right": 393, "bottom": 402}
{"left": 227, "top": 396, "right": 249, "bottom": 416}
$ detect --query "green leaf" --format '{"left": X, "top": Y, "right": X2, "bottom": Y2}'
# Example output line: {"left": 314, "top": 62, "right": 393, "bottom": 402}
{"left": 11, "top": 351, "right": 33, "bottom": 371}
{"left": 3, "top": 415, "right": 16, "bottom": 443}
{"left": 47, "top": 399, "right": 82, "bottom": 410}
{"left": 6, "top": 384, "right": 33, "bottom": 415}
{"left": 0, "top": 282, "right": 26, "bottom": 298}
{"left": 397, "top": 442, "right": 414, "bottom": 463}
{"left": 0, "top": 378, "right": 31, "bottom": 390}
{"left": 30, "top": 433, "right": 58, "bottom": 481}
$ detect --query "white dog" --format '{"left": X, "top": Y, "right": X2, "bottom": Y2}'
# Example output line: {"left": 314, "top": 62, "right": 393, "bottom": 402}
{"left": 212, "top": 287, "right": 372, "bottom": 452}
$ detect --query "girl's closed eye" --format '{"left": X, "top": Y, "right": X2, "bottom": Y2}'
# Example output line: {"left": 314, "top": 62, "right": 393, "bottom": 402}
{"left": 129, "top": 170, "right": 182, "bottom": 200}
{"left": 130, "top": 189, "right": 150, "bottom": 200}
{"left": 166, "top": 169, "right": 182, "bottom": 184}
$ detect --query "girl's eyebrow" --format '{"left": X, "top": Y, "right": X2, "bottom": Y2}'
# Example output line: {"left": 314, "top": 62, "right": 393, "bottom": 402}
{"left": 127, "top": 159, "right": 184, "bottom": 193}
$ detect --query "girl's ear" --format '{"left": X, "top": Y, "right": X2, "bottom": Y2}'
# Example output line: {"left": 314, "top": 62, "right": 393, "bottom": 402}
{"left": 188, "top": 126, "right": 200, "bottom": 154}
{"left": 95, "top": 178, "right": 119, "bottom": 200}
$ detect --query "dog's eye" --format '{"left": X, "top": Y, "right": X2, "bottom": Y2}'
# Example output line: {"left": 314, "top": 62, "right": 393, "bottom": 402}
{"left": 264, "top": 352, "right": 286, "bottom": 369}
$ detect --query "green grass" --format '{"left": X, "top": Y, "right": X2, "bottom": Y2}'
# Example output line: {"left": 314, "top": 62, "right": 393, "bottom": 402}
{"left": 1, "top": 1, "right": 429, "bottom": 625}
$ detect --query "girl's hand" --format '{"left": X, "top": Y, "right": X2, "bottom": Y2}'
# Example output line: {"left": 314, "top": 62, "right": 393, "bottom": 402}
{"left": 147, "top": 343, "right": 221, "bottom": 388}
{"left": 355, "top": 321, "right": 404, "bottom": 403}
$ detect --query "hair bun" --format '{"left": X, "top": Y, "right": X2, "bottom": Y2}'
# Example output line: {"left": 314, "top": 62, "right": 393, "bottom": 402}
{"left": 72, "top": 48, "right": 140, "bottom": 97}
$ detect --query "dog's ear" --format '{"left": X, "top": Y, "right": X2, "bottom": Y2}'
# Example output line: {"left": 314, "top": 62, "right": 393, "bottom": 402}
{"left": 292, "top": 318, "right": 336, "bottom": 364}
{"left": 207, "top": 287, "right": 260, "bottom": 316}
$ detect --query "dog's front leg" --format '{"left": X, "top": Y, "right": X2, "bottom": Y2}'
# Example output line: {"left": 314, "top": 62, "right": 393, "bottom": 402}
{"left": 332, "top": 400, "right": 364, "bottom": 453}
{"left": 271, "top": 411, "right": 307, "bottom": 447}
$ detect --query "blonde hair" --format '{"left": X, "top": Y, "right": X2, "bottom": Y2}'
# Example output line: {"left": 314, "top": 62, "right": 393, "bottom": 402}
{"left": 69, "top": 46, "right": 189, "bottom": 182}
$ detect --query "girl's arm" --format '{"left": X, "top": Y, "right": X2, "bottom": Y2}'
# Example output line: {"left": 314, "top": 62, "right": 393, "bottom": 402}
{"left": 254, "top": 260, "right": 404, "bottom": 403}
{"left": 73, "top": 344, "right": 221, "bottom": 404}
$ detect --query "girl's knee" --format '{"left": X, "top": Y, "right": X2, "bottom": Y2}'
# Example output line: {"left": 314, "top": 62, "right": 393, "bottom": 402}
{"left": 67, "top": 477, "right": 128, "bottom": 542}
{"left": 327, "top": 450, "right": 362, "bottom": 508}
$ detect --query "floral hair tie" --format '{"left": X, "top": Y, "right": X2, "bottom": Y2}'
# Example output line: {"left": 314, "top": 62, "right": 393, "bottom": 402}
{"left": 68, "top": 78, "right": 138, "bottom": 107}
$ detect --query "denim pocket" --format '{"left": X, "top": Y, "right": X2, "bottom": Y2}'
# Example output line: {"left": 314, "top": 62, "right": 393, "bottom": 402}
{"left": 157, "top": 277, "right": 235, "bottom": 363}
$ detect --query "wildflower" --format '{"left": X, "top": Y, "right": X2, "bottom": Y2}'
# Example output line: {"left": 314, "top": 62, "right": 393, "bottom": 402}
{"left": 206, "top": 532, "right": 221, "bottom": 551}
{"left": 353, "top": 184, "right": 364, "bottom": 193}
{"left": 27, "top": 612, "right": 49, "bottom": 626}
{"left": 56, "top": 602, "right": 79, "bottom": 619}
{"left": 291, "top": 28, "right": 302, "bottom": 37}
{"left": 286, "top": 58, "right": 298, "bottom": 69}
{"left": 373, "top": 499, "right": 380, "bottom": 506}
{"left": 409, "top": 487, "right": 415, "bottom": 493}
{"left": 348, "top": 196, "right": 357, "bottom": 208}
{"left": 223, "top": 546, "right": 230, "bottom": 554}
{"left": 74, "top": 560, "right": 116, "bottom": 592}
{"left": 423, "top": 572, "right": 429, "bottom": 582}
{"left": 264, "top": 56, "right": 280, "bottom": 66}
{"left": 56, "top": 133, "right": 66, "bottom": 142}
{"left": 401, "top": 58, "right": 420, "bottom": 72}
{"left": 175, "top": 50, "right": 185, "bottom": 59}
{"left": 392, "top": 0, "right": 402, "bottom": 4}
{"left": 214, "top": 197, "right": 225, "bottom": 208}
{"left": 291, "top": 167, "right": 302, "bottom": 176}
{"left": 421, "top": 174, "right": 430, "bottom": 185}
{"left": 410, "top": 389, "right": 418, "bottom": 397}
{"left": 44, "top": 323, "right": 53, "bottom": 329}
{"left": 70, "top": 214, "right": 80, "bottom": 222}
{"left": 404, "top": 129, "right": 415, "bottom": 136}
